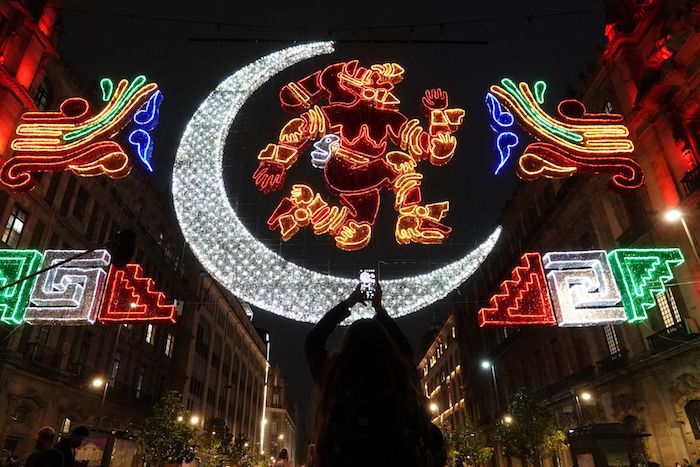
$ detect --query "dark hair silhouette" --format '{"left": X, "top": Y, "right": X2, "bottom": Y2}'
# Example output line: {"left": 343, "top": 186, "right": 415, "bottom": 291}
{"left": 311, "top": 318, "right": 439, "bottom": 466}
{"left": 277, "top": 448, "right": 288, "bottom": 460}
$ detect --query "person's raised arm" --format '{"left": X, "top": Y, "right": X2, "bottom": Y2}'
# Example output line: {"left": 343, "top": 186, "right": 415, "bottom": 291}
{"left": 305, "top": 285, "right": 365, "bottom": 383}
{"left": 372, "top": 281, "right": 414, "bottom": 359}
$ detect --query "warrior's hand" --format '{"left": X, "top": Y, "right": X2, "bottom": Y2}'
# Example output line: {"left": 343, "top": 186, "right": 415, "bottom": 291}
{"left": 429, "top": 133, "right": 457, "bottom": 166}
{"left": 253, "top": 161, "right": 286, "bottom": 194}
{"left": 386, "top": 151, "right": 417, "bottom": 173}
{"left": 421, "top": 88, "right": 449, "bottom": 115}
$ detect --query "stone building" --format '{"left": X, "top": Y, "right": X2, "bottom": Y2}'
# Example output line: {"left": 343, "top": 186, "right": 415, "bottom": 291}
{"left": 420, "top": 1, "right": 700, "bottom": 465}
{"left": 261, "top": 364, "right": 296, "bottom": 462}
{"left": 0, "top": 0, "right": 269, "bottom": 460}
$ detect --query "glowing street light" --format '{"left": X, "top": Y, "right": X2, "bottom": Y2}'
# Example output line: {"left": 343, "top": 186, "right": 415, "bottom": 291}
{"left": 664, "top": 208, "right": 700, "bottom": 263}
{"left": 580, "top": 391, "right": 592, "bottom": 402}
{"left": 480, "top": 360, "right": 491, "bottom": 369}
{"left": 429, "top": 402, "right": 439, "bottom": 413}
{"left": 177, "top": 416, "right": 184, "bottom": 422}
{"left": 278, "top": 434, "right": 284, "bottom": 440}
{"left": 190, "top": 415, "right": 200, "bottom": 426}
{"left": 91, "top": 377, "right": 105, "bottom": 388}
{"left": 502, "top": 415, "right": 513, "bottom": 425}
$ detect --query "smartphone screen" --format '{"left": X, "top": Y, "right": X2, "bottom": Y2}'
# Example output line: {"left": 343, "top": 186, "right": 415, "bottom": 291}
{"left": 358, "top": 269, "right": 376, "bottom": 300}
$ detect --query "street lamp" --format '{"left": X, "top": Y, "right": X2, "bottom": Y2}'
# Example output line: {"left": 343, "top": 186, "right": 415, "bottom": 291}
{"left": 190, "top": 415, "right": 200, "bottom": 426}
{"left": 177, "top": 416, "right": 184, "bottom": 422}
{"left": 502, "top": 415, "right": 513, "bottom": 425}
{"left": 574, "top": 391, "right": 593, "bottom": 424}
{"left": 481, "top": 359, "right": 500, "bottom": 412}
{"left": 429, "top": 402, "right": 439, "bottom": 414}
{"left": 664, "top": 208, "right": 700, "bottom": 264}
{"left": 278, "top": 434, "right": 284, "bottom": 441}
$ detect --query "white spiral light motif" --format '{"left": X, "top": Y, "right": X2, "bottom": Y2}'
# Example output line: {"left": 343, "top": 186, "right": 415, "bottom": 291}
{"left": 172, "top": 41, "right": 501, "bottom": 323}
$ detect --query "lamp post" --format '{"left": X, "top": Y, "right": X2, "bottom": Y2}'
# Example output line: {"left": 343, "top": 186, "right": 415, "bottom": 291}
{"left": 574, "top": 391, "right": 592, "bottom": 425}
{"left": 91, "top": 377, "right": 109, "bottom": 427}
{"left": 481, "top": 360, "right": 500, "bottom": 412}
{"left": 665, "top": 209, "right": 700, "bottom": 264}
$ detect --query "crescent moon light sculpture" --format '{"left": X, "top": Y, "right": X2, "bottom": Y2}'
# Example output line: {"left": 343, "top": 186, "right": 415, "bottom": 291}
{"left": 172, "top": 41, "right": 501, "bottom": 323}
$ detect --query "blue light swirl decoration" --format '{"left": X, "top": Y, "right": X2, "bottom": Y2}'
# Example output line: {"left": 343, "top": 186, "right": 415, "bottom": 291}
{"left": 127, "top": 90, "right": 163, "bottom": 172}
{"left": 485, "top": 92, "right": 519, "bottom": 175}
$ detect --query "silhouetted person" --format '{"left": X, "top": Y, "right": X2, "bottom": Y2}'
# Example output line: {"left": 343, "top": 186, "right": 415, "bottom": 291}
{"left": 305, "top": 281, "right": 445, "bottom": 467}
{"left": 274, "top": 448, "right": 293, "bottom": 467}
{"left": 55, "top": 426, "right": 89, "bottom": 467}
{"left": 26, "top": 427, "right": 64, "bottom": 467}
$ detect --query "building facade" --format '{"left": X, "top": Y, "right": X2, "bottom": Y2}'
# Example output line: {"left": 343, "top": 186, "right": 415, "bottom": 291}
{"left": 261, "top": 364, "right": 296, "bottom": 462}
{"left": 421, "top": 0, "right": 700, "bottom": 466}
{"left": 0, "top": 0, "right": 270, "bottom": 461}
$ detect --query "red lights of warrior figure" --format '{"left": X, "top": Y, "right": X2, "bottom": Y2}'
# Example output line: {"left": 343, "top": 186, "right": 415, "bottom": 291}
{"left": 0, "top": 76, "right": 162, "bottom": 192}
{"left": 486, "top": 79, "right": 643, "bottom": 192}
{"left": 478, "top": 248, "right": 684, "bottom": 328}
{"left": 252, "top": 60, "right": 465, "bottom": 251}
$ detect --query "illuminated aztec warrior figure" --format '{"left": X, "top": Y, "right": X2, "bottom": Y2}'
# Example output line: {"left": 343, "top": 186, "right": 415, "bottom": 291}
{"left": 252, "top": 61, "right": 465, "bottom": 251}
{"left": 0, "top": 76, "right": 162, "bottom": 192}
{"left": 486, "top": 78, "right": 643, "bottom": 192}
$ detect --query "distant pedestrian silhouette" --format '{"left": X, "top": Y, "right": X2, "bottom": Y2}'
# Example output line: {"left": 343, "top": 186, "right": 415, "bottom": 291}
{"left": 306, "top": 281, "right": 446, "bottom": 467}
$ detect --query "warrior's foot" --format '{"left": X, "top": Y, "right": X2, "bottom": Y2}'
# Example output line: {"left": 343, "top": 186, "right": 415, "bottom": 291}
{"left": 395, "top": 202, "right": 451, "bottom": 244}
{"left": 335, "top": 221, "right": 372, "bottom": 251}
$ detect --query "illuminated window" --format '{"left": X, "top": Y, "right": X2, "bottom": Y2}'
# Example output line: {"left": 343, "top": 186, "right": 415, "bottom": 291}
{"left": 603, "top": 100, "right": 614, "bottom": 114}
{"left": 135, "top": 365, "right": 145, "bottom": 399}
{"left": 110, "top": 351, "right": 121, "bottom": 385}
{"left": 165, "top": 333, "right": 175, "bottom": 358}
{"left": 60, "top": 417, "right": 71, "bottom": 434}
{"left": 2, "top": 205, "right": 27, "bottom": 247}
{"left": 657, "top": 289, "right": 681, "bottom": 328}
{"left": 145, "top": 324, "right": 155, "bottom": 345}
{"left": 34, "top": 79, "right": 52, "bottom": 111}
{"left": 604, "top": 324, "right": 621, "bottom": 355}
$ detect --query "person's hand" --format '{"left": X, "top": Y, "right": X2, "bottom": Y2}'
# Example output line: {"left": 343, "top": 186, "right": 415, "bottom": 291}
{"left": 372, "top": 279, "right": 383, "bottom": 311}
{"left": 344, "top": 284, "right": 366, "bottom": 308}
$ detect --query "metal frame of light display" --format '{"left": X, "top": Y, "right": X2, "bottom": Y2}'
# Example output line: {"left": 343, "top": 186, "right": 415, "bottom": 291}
{"left": 0, "top": 248, "right": 176, "bottom": 326}
{"left": 478, "top": 248, "right": 684, "bottom": 327}
{"left": 172, "top": 41, "right": 502, "bottom": 323}
{"left": 486, "top": 78, "right": 643, "bottom": 192}
{"left": 0, "top": 76, "right": 163, "bottom": 192}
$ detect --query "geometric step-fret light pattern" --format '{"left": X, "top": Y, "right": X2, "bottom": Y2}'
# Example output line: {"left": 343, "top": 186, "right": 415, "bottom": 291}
{"left": 24, "top": 249, "right": 111, "bottom": 325}
{"left": 543, "top": 250, "right": 627, "bottom": 326}
{"left": 607, "top": 248, "right": 684, "bottom": 323}
{"left": 478, "top": 252, "right": 556, "bottom": 327}
{"left": 98, "top": 264, "right": 176, "bottom": 323}
{"left": 0, "top": 250, "right": 43, "bottom": 325}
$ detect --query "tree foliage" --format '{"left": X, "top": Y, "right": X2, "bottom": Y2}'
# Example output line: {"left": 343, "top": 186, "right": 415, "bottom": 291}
{"left": 198, "top": 418, "right": 233, "bottom": 467}
{"left": 447, "top": 420, "right": 494, "bottom": 466}
{"left": 495, "top": 390, "right": 567, "bottom": 466}
{"left": 134, "top": 391, "right": 196, "bottom": 466}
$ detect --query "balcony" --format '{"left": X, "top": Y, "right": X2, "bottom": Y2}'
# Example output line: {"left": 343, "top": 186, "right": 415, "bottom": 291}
{"left": 596, "top": 350, "right": 629, "bottom": 374}
{"left": 647, "top": 321, "right": 699, "bottom": 354}
{"left": 681, "top": 166, "right": 700, "bottom": 197}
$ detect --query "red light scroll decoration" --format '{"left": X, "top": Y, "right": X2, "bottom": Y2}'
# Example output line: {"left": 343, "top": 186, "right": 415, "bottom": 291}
{"left": 99, "top": 264, "right": 176, "bottom": 323}
{"left": 1, "top": 76, "right": 159, "bottom": 192}
{"left": 253, "top": 60, "right": 464, "bottom": 250}
{"left": 478, "top": 253, "right": 556, "bottom": 327}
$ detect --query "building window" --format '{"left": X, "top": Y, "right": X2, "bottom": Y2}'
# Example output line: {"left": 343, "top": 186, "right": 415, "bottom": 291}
{"left": 165, "top": 333, "right": 175, "bottom": 358}
{"left": 44, "top": 173, "right": 61, "bottom": 206}
{"left": 60, "top": 417, "right": 72, "bottom": 434}
{"left": 2, "top": 205, "right": 27, "bottom": 247}
{"left": 603, "top": 100, "right": 614, "bottom": 114}
{"left": 145, "top": 324, "right": 155, "bottom": 345}
{"left": 604, "top": 324, "right": 621, "bottom": 355}
{"left": 34, "top": 79, "right": 51, "bottom": 111}
{"left": 72, "top": 187, "right": 89, "bottom": 220}
{"left": 657, "top": 289, "right": 681, "bottom": 328}
{"left": 686, "top": 400, "right": 700, "bottom": 439}
{"left": 110, "top": 351, "right": 121, "bottom": 385}
{"left": 135, "top": 365, "right": 145, "bottom": 399}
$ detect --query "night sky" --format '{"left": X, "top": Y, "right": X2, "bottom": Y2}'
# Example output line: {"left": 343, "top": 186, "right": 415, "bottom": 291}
{"left": 60, "top": 0, "right": 607, "bottom": 438}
